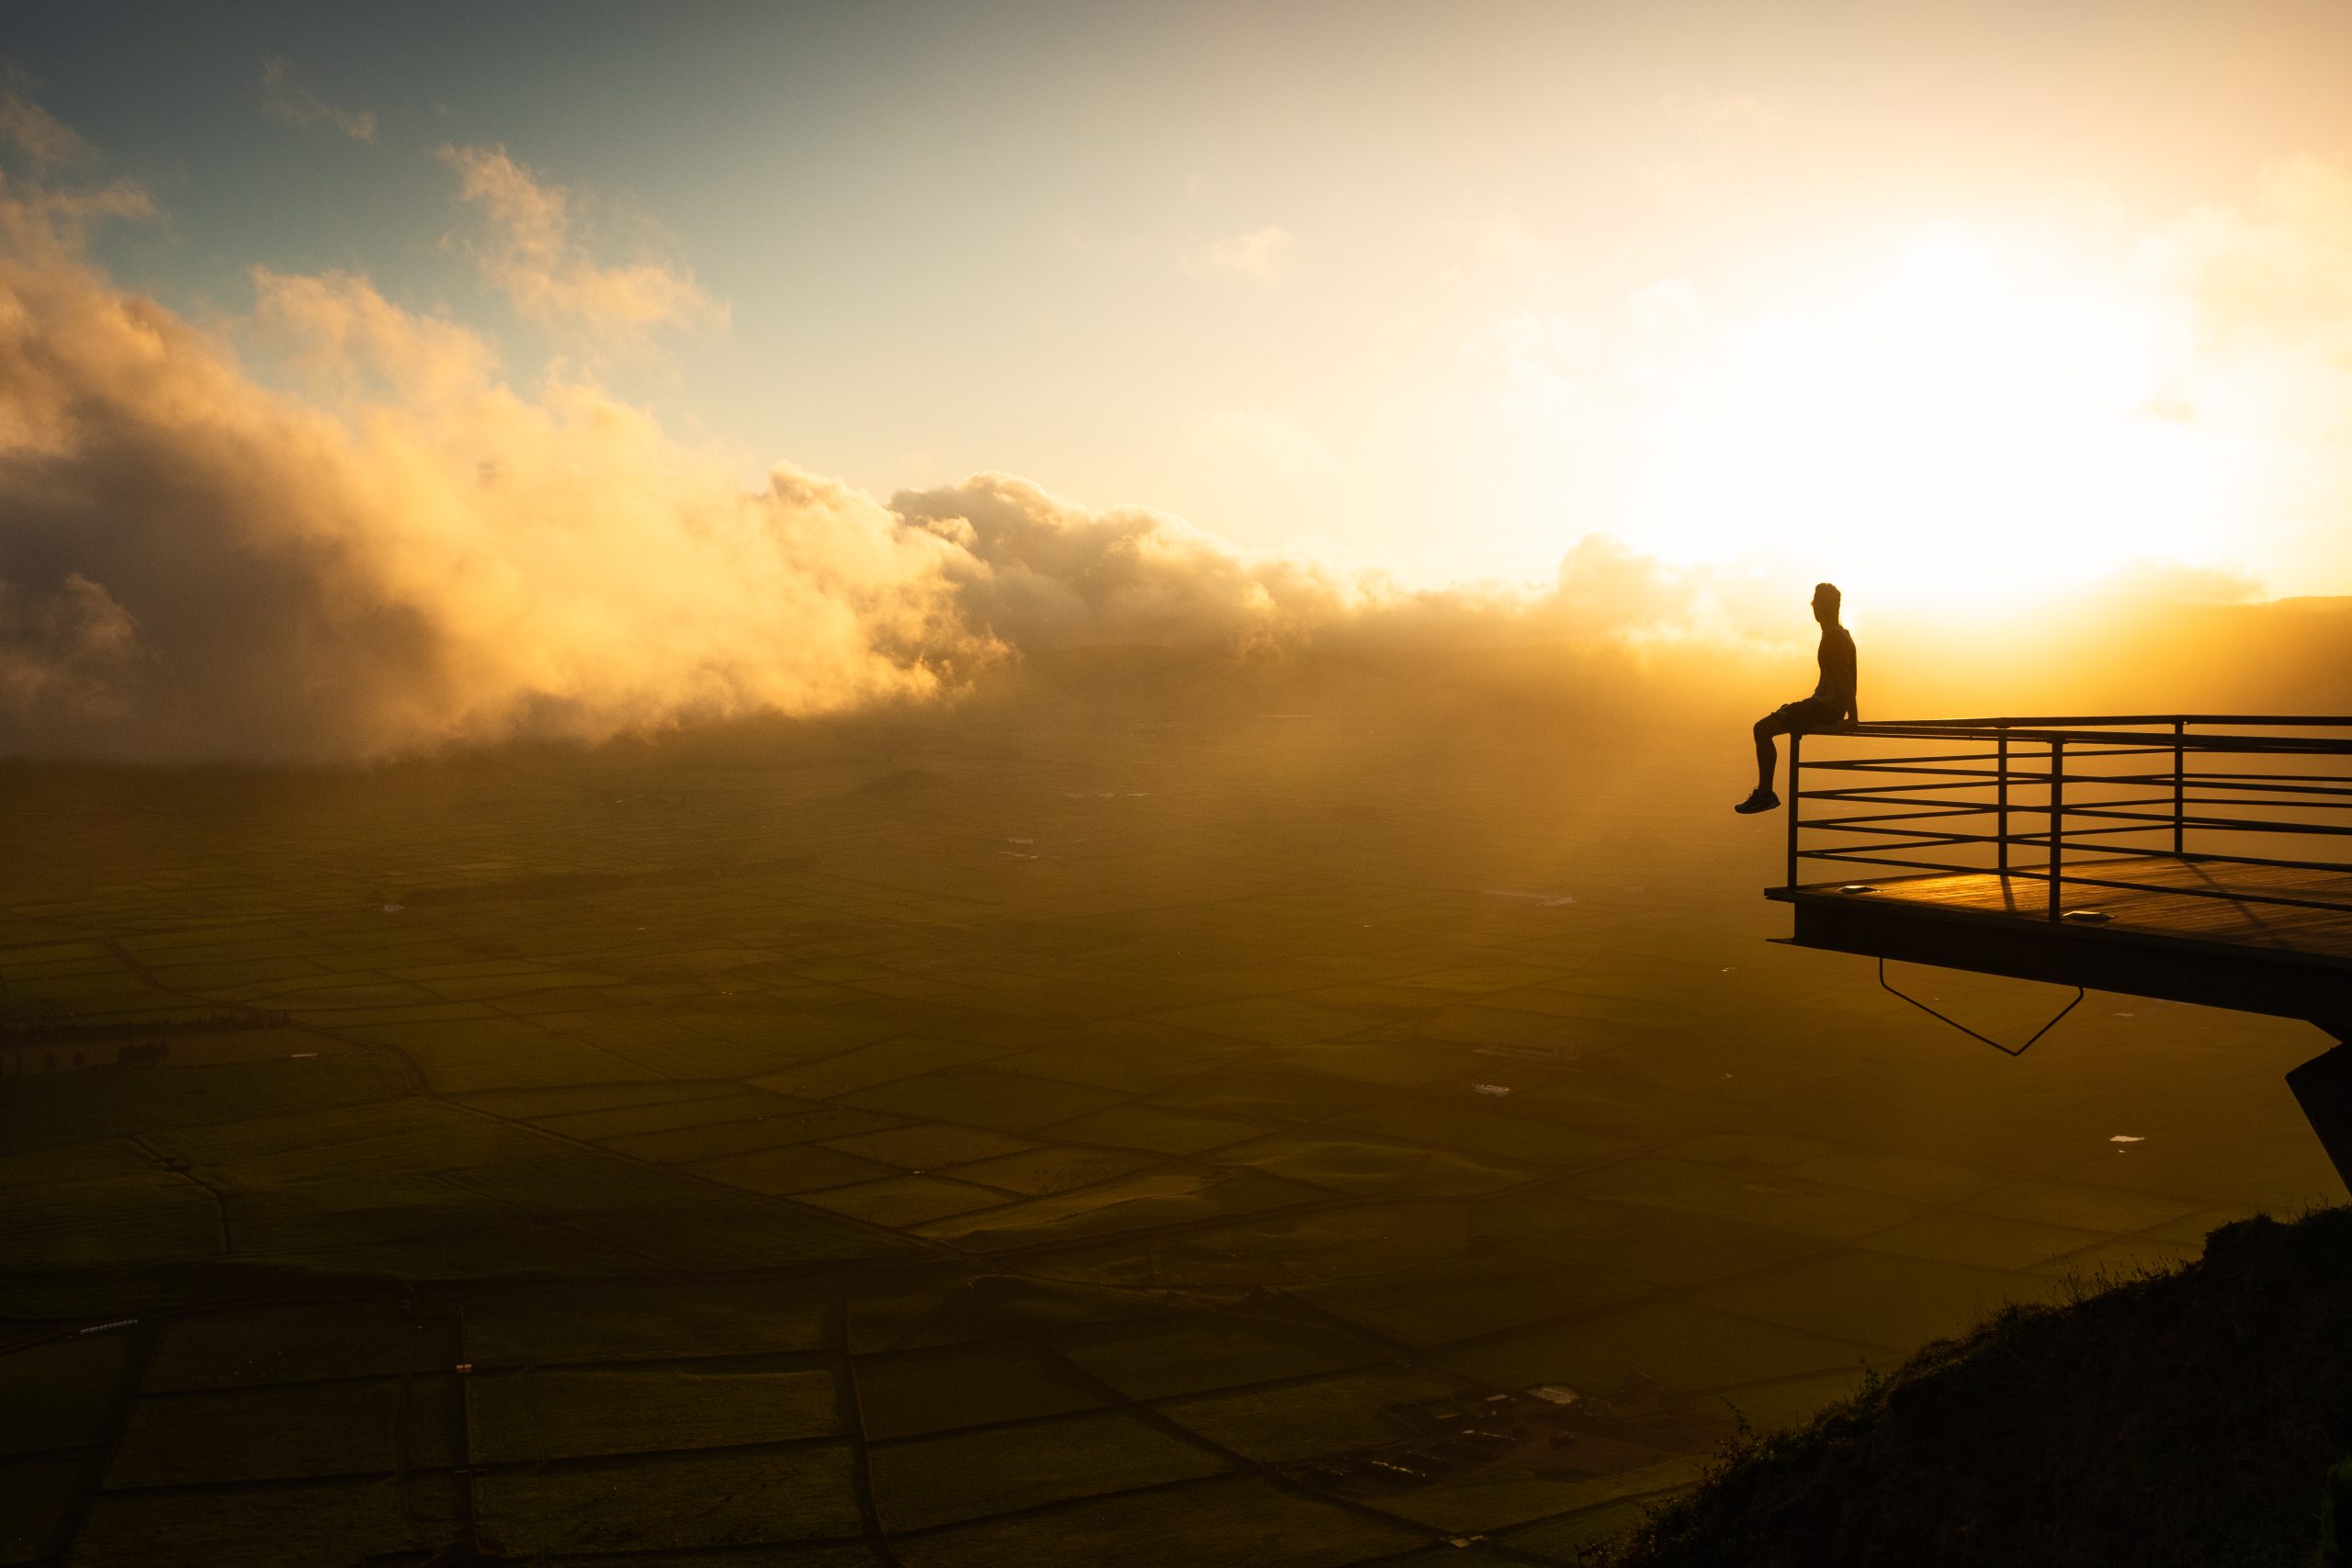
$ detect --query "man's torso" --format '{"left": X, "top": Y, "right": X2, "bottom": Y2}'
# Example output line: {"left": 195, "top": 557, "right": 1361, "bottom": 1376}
{"left": 1813, "top": 626, "right": 1856, "bottom": 711}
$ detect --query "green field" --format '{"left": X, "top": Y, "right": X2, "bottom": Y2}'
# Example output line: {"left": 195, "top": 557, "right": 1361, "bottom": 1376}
{"left": 0, "top": 684, "right": 2336, "bottom": 1564}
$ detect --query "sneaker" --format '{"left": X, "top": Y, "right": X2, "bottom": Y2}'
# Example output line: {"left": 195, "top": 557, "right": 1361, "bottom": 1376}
{"left": 1733, "top": 789, "right": 1780, "bottom": 815}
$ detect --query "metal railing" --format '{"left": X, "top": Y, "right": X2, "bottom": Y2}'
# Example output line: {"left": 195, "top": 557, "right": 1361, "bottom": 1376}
{"left": 1783, "top": 716, "right": 2352, "bottom": 922}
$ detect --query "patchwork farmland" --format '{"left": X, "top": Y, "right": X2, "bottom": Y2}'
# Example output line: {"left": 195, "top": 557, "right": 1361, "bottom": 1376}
{"left": 0, "top": 699, "right": 2335, "bottom": 1564}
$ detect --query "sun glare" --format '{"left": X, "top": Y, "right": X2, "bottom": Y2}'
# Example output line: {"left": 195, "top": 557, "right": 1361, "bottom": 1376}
{"left": 1609, "top": 226, "right": 2258, "bottom": 613}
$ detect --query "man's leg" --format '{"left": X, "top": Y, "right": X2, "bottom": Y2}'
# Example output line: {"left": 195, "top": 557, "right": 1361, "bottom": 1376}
{"left": 1737, "top": 709, "right": 1794, "bottom": 813}
{"left": 1753, "top": 715, "right": 1783, "bottom": 795}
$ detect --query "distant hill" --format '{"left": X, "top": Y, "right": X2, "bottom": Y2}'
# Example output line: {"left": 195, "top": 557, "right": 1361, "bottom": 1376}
{"left": 1608, "top": 1207, "right": 2352, "bottom": 1568}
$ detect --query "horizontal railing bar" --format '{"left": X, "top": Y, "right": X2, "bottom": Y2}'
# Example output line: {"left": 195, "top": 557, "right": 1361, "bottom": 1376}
{"left": 1794, "top": 827, "right": 2082, "bottom": 845}
{"left": 1794, "top": 841, "right": 2352, "bottom": 881}
{"left": 1796, "top": 795, "right": 2164, "bottom": 815}
{"left": 1792, "top": 854, "right": 2056, "bottom": 881}
{"left": 1801, "top": 823, "right": 2068, "bottom": 843}
{"left": 2194, "top": 769, "right": 2352, "bottom": 781}
{"left": 1799, "top": 761, "right": 2352, "bottom": 788}
{"left": 2174, "top": 848, "right": 2352, "bottom": 876}
{"left": 1801, "top": 835, "right": 2352, "bottom": 875}
{"left": 1801, "top": 753, "right": 2352, "bottom": 774}
{"left": 2056, "top": 807, "right": 2352, "bottom": 837}
{"left": 1806, "top": 773, "right": 2352, "bottom": 800}
{"left": 1798, "top": 812, "right": 2035, "bottom": 833}
{"left": 2093, "top": 781, "right": 2352, "bottom": 799}
{"left": 1796, "top": 789, "right": 2164, "bottom": 804}
{"left": 1799, "top": 829, "right": 1993, "bottom": 847}
{"left": 1841, "top": 718, "right": 2352, "bottom": 741}
{"left": 1798, "top": 776, "right": 2352, "bottom": 802}
{"left": 1796, "top": 761, "right": 2352, "bottom": 780}
{"left": 1827, "top": 731, "right": 2332, "bottom": 748}
{"left": 1800, "top": 793, "right": 2352, "bottom": 823}
{"left": 1801, "top": 803, "right": 1994, "bottom": 822}
{"left": 1803, "top": 751, "right": 2187, "bottom": 769}
{"left": 2188, "top": 777, "right": 2352, "bottom": 795}
{"left": 1814, "top": 757, "right": 2350, "bottom": 773}
{"left": 1792, "top": 840, "right": 2075, "bottom": 862}
{"left": 1795, "top": 827, "right": 1995, "bottom": 850}
{"left": 1797, "top": 806, "right": 2309, "bottom": 824}
{"left": 1801, "top": 767, "right": 2033, "bottom": 783}
{"left": 1792, "top": 849, "right": 2033, "bottom": 878}
{"left": 1798, "top": 804, "right": 2352, "bottom": 830}
{"left": 1806, "top": 752, "right": 2035, "bottom": 769}
{"left": 1858, "top": 714, "right": 2352, "bottom": 730}
{"left": 1801, "top": 783, "right": 2015, "bottom": 800}
{"left": 1799, "top": 829, "right": 2352, "bottom": 861}
{"left": 1843, "top": 730, "right": 2352, "bottom": 756}
{"left": 2075, "top": 804, "right": 2352, "bottom": 822}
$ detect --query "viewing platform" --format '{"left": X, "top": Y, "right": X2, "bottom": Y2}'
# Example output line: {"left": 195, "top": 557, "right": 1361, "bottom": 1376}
{"left": 1764, "top": 716, "right": 2352, "bottom": 1183}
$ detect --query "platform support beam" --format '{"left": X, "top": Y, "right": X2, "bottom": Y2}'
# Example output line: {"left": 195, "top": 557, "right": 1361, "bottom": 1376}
{"left": 2287, "top": 1037, "right": 2352, "bottom": 1196}
{"left": 2048, "top": 739, "right": 2064, "bottom": 919}
{"left": 1784, "top": 731, "right": 1801, "bottom": 892}
{"left": 1996, "top": 730, "right": 2009, "bottom": 874}
{"left": 2172, "top": 717, "right": 2187, "bottom": 857}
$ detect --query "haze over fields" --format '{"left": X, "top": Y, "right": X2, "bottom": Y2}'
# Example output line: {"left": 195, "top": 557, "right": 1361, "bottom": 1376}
{"left": 8, "top": 4, "right": 2352, "bottom": 1564}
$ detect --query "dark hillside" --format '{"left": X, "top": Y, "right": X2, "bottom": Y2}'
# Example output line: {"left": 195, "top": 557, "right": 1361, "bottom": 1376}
{"left": 1611, "top": 1207, "right": 2352, "bottom": 1568}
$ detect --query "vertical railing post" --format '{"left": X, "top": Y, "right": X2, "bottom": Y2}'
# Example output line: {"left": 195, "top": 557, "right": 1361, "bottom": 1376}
{"left": 1784, "top": 730, "right": 1802, "bottom": 890}
{"left": 1996, "top": 728, "right": 2010, "bottom": 877}
{"left": 2048, "top": 737, "right": 2065, "bottom": 919}
{"left": 2172, "top": 717, "right": 2187, "bottom": 858}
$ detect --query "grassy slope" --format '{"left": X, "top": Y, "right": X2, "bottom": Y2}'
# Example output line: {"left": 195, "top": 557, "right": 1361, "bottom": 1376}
{"left": 1610, "top": 1208, "right": 2352, "bottom": 1568}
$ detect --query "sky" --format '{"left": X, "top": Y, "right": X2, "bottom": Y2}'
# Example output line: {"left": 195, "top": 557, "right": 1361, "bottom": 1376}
{"left": 8, "top": 1, "right": 2352, "bottom": 758}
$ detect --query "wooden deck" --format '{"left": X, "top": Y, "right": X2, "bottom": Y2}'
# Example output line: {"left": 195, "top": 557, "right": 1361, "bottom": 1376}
{"left": 1770, "top": 855, "right": 2352, "bottom": 1025}
{"left": 1821, "top": 856, "right": 2352, "bottom": 962}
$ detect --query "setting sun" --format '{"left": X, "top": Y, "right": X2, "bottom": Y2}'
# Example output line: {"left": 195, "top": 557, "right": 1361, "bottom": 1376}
{"left": 1566, "top": 225, "right": 2262, "bottom": 613}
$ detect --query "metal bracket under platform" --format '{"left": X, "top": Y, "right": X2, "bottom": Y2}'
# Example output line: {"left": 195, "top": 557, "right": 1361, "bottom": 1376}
{"left": 2289, "top": 1042, "right": 2352, "bottom": 1193}
{"left": 1876, "top": 957, "right": 2084, "bottom": 1057}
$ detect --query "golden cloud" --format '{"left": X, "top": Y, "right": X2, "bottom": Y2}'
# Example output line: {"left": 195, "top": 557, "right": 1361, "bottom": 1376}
{"left": 437, "top": 144, "right": 729, "bottom": 337}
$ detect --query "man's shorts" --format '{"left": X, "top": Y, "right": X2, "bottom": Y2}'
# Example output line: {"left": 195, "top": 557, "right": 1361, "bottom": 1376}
{"left": 1759, "top": 696, "right": 1846, "bottom": 733}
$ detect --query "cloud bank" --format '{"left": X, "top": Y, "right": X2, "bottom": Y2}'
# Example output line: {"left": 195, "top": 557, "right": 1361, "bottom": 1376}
{"left": 0, "top": 181, "right": 1681, "bottom": 761}
{"left": 0, "top": 103, "right": 1704, "bottom": 762}
{"left": 0, "top": 149, "right": 967, "bottom": 758}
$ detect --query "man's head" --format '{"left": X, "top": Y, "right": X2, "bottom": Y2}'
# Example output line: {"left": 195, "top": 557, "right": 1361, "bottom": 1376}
{"left": 1811, "top": 581, "right": 1842, "bottom": 626}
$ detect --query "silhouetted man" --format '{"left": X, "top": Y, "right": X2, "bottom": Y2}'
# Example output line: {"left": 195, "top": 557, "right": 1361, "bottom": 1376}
{"left": 1736, "top": 582, "right": 1857, "bottom": 814}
